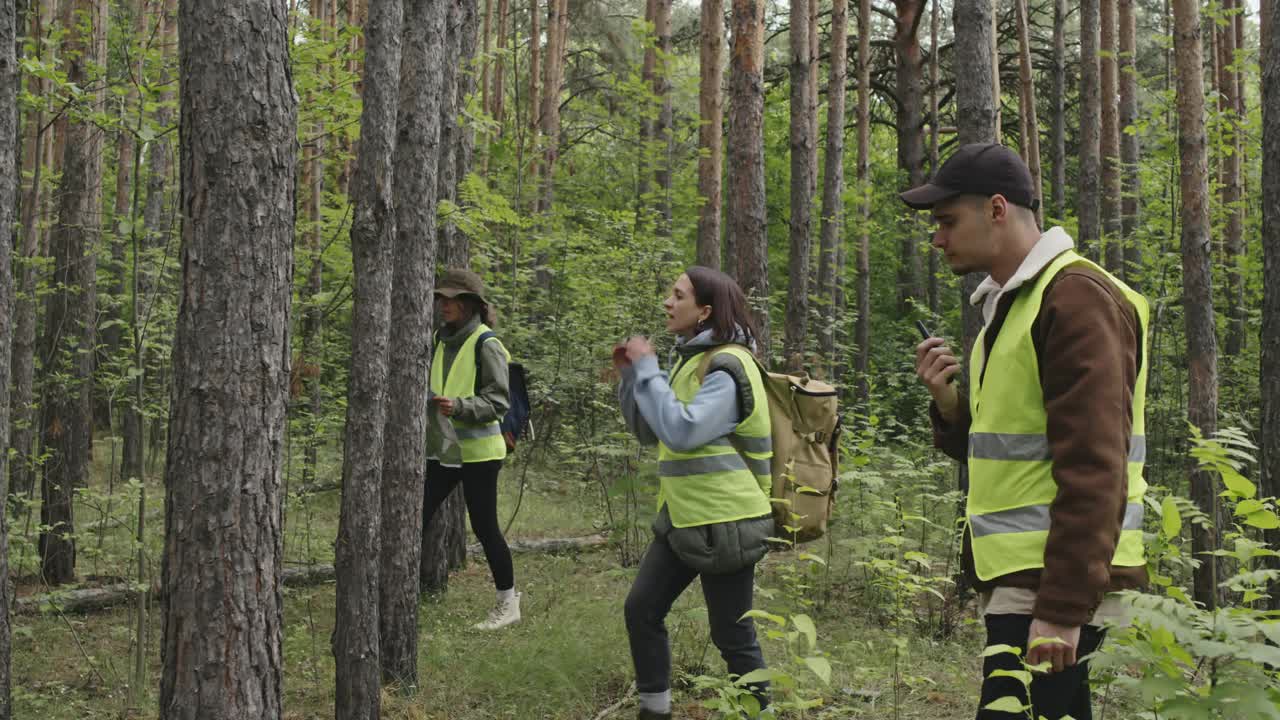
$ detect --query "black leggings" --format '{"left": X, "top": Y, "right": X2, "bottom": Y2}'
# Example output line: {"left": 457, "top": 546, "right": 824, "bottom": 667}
{"left": 423, "top": 460, "right": 514, "bottom": 591}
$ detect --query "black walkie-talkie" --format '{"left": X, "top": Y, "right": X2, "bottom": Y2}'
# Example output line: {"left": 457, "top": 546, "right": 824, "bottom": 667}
{"left": 914, "top": 320, "right": 955, "bottom": 384}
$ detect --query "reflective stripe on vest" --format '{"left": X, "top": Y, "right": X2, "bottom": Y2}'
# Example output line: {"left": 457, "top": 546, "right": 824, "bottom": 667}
{"left": 969, "top": 432, "right": 1147, "bottom": 463}
{"left": 430, "top": 323, "right": 510, "bottom": 463}
{"left": 966, "top": 248, "right": 1149, "bottom": 580}
{"left": 657, "top": 345, "right": 772, "bottom": 528}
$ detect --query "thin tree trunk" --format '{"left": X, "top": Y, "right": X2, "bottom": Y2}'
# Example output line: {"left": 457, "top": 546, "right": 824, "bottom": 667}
{"left": 1172, "top": 0, "right": 1221, "bottom": 612}
{"left": 481, "top": 0, "right": 491, "bottom": 115}
{"left": 337, "top": 0, "right": 402, "bottom": 705}
{"left": 301, "top": 0, "right": 328, "bottom": 489}
{"left": 696, "top": 0, "right": 724, "bottom": 270}
{"left": 160, "top": 0, "right": 296, "bottom": 715}
{"left": 953, "top": 0, "right": 997, "bottom": 352}
{"left": 786, "top": 0, "right": 814, "bottom": 368}
{"left": 729, "top": 0, "right": 768, "bottom": 357}
{"left": 927, "top": 0, "right": 940, "bottom": 315}
{"left": 818, "top": 0, "right": 847, "bottom": 370}
{"left": 1014, "top": 0, "right": 1041, "bottom": 228}
{"left": 894, "top": 0, "right": 926, "bottom": 313}
{"left": 41, "top": 0, "right": 106, "bottom": 586}
{"left": 494, "top": 0, "right": 507, "bottom": 128}
{"left": 10, "top": 3, "right": 45, "bottom": 500}
{"left": 1220, "top": 0, "right": 1244, "bottom": 356}
{"left": 636, "top": 0, "right": 656, "bottom": 215}
{"left": 854, "top": 0, "right": 871, "bottom": 405}
{"left": 452, "top": 0, "right": 480, "bottom": 268}
{"left": 528, "top": 0, "right": 540, "bottom": 169}
{"left": 1100, "top": 0, "right": 1122, "bottom": 273}
{"left": 1050, "top": 0, "right": 1065, "bottom": 220}
{"left": 536, "top": 0, "right": 567, "bottom": 216}
{"left": 1079, "top": 0, "right": 1101, "bottom": 261}
{"left": 438, "top": 0, "right": 463, "bottom": 259}
{"left": 992, "top": 0, "right": 1001, "bottom": 139}
{"left": 654, "top": 0, "right": 673, "bottom": 239}
{"left": 0, "top": 0, "right": 18, "bottom": 712}
{"left": 1119, "top": 0, "right": 1141, "bottom": 287}
{"left": 1260, "top": 0, "right": 1280, "bottom": 610}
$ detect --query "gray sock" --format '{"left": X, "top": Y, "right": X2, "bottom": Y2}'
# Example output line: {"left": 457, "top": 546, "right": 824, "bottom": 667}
{"left": 497, "top": 587, "right": 516, "bottom": 603}
{"left": 638, "top": 690, "right": 671, "bottom": 714}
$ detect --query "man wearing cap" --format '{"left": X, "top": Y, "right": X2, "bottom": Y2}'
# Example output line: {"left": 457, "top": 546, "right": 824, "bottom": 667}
{"left": 905, "top": 144, "right": 1148, "bottom": 719}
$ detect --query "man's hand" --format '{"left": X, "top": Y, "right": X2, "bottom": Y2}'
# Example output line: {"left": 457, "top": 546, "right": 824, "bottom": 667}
{"left": 914, "top": 337, "right": 961, "bottom": 420}
{"left": 431, "top": 396, "right": 456, "bottom": 417}
{"left": 624, "top": 336, "right": 655, "bottom": 363}
{"left": 1025, "top": 619, "right": 1081, "bottom": 674}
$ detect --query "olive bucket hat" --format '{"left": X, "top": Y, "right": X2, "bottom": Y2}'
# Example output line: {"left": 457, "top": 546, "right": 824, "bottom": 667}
{"left": 434, "top": 268, "right": 491, "bottom": 307}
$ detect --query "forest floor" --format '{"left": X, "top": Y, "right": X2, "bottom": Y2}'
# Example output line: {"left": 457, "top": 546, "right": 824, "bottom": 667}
{"left": 7, "top": 439, "right": 1141, "bottom": 719}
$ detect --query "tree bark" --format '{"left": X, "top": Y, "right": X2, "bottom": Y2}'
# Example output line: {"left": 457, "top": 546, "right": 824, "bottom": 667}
{"left": 854, "top": 0, "right": 871, "bottom": 404}
{"left": 1050, "top": 0, "right": 1065, "bottom": 220}
{"left": 696, "top": 0, "right": 724, "bottom": 270}
{"left": 636, "top": 0, "right": 656, "bottom": 217}
{"left": 1014, "top": 0, "right": 1042, "bottom": 228}
{"left": 0, "top": 0, "right": 18, "bottom": 712}
{"left": 1219, "top": 0, "right": 1244, "bottom": 356}
{"left": 452, "top": 0, "right": 480, "bottom": 268}
{"left": 536, "top": 0, "right": 567, "bottom": 214}
{"left": 439, "top": 0, "right": 479, "bottom": 270}
{"left": 1100, "top": 0, "right": 1122, "bottom": 274}
{"left": 1118, "top": 0, "right": 1141, "bottom": 287}
{"left": 1171, "top": 0, "right": 1221, "bottom": 611}
{"left": 160, "top": 0, "right": 296, "bottom": 716}
{"left": 1261, "top": 0, "right": 1280, "bottom": 610}
{"left": 927, "top": 0, "right": 940, "bottom": 315}
{"left": 10, "top": 3, "right": 46, "bottom": 500}
{"left": 953, "top": 0, "right": 997, "bottom": 352}
{"left": 729, "top": 0, "right": 768, "bottom": 357}
{"left": 817, "top": 0, "right": 847, "bottom": 371}
{"left": 40, "top": 0, "right": 106, "bottom": 586}
{"left": 785, "top": 0, "right": 814, "bottom": 367}
{"left": 894, "top": 0, "right": 926, "bottom": 314}
{"left": 1078, "top": 0, "right": 1101, "bottom": 261}
{"left": 336, "top": 0, "right": 402, "bottom": 707}
{"left": 493, "top": 0, "right": 508, "bottom": 127}
{"left": 652, "top": 0, "right": 673, "bottom": 238}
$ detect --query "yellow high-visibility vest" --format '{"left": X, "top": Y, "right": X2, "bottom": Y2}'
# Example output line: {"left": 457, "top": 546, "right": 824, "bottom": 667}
{"left": 967, "top": 249, "right": 1148, "bottom": 580}
{"left": 430, "top": 323, "right": 509, "bottom": 463}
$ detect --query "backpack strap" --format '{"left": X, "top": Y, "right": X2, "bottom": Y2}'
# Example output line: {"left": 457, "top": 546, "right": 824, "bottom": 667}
{"left": 474, "top": 330, "right": 499, "bottom": 393}
{"left": 694, "top": 346, "right": 755, "bottom": 424}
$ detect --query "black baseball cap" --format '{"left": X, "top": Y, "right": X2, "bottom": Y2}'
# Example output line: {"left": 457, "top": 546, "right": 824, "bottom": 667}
{"left": 899, "top": 143, "right": 1040, "bottom": 211}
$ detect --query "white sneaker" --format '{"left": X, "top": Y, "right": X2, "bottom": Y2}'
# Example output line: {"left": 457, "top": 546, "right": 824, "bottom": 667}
{"left": 474, "top": 592, "right": 521, "bottom": 630}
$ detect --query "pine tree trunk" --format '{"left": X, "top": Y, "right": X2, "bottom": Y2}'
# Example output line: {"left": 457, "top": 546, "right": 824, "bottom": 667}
{"left": 991, "top": 0, "right": 1000, "bottom": 139}
{"left": 438, "top": 0, "right": 464, "bottom": 260}
{"left": 1261, "top": 0, "right": 1280, "bottom": 610}
{"left": 528, "top": 0, "right": 540, "bottom": 158}
{"left": 1050, "top": 0, "right": 1065, "bottom": 220}
{"left": 452, "top": 0, "right": 480, "bottom": 268}
{"left": 894, "top": 0, "right": 926, "bottom": 314}
{"left": 494, "top": 0, "right": 507, "bottom": 127}
{"left": 654, "top": 0, "right": 673, "bottom": 239}
{"left": 1014, "top": 0, "right": 1041, "bottom": 228}
{"left": 160, "top": 0, "right": 296, "bottom": 715}
{"left": 696, "top": 0, "right": 724, "bottom": 270}
{"left": 636, "top": 0, "right": 656, "bottom": 217}
{"left": 336, "top": 0, "right": 402, "bottom": 705}
{"left": 729, "top": 0, "right": 768, "bottom": 357}
{"left": 1119, "top": 0, "right": 1141, "bottom": 287}
{"left": 1171, "top": 0, "right": 1221, "bottom": 611}
{"left": 953, "top": 0, "right": 997, "bottom": 353}
{"left": 1078, "top": 0, "right": 1102, "bottom": 261}
{"left": 41, "top": 0, "right": 106, "bottom": 586}
{"left": 301, "top": 0, "right": 328, "bottom": 489}
{"left": 1220, "top": 0, "right": 1244, "bottom": 356}
{"left": 11, "top": 3, "right": 46, "bottom": 500}
{"left": 927, "top": 0, "right": 940, "bottom": 317}
{"left": 1100, "top": 0, "right": 1122, "bottom": 272}
{"left": 817, "top": 0, "right": 847, "bottom": 371}
{"left": 536, "top": 0, "right": 567, "bottom": 215}
{"left": 0, "top": 0, "right": 18, "bottom": 713}
{"left": 854, "top": 0, "right": 871, "bottom": 404}
{"left": 785, "top": 0, "right": 814, "bottom": 368}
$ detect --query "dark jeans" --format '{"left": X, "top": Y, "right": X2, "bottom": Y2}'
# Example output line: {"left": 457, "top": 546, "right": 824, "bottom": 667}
{"left": 424, "top": 460, "right": 514, "bottom": 591}
{"left": 624, "top": 535, "right": 767, "bottom": 697}
{"left": 977, "top": 614, "right": 1107, "bottom": 720}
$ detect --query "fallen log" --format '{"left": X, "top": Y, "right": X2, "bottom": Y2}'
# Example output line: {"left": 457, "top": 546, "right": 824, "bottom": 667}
{"left": 14, "top": 533, "right": 609, "bottom": 615}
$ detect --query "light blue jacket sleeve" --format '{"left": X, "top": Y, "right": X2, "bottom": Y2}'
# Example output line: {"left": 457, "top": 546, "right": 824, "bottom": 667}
{"left": 629, "top": 354, "right": 740, "bottom": 452}
{"left": 618, "top": 364, "right": 659, "bottom": 446}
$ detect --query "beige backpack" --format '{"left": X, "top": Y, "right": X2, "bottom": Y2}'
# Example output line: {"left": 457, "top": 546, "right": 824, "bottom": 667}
{"left": 697, "top": 349, "right": 841, "bottom": 544}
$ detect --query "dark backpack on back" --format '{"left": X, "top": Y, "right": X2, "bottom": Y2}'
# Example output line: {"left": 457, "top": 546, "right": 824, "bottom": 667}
{"left": 475, "top": 331, "right": 532, "bottom": 449}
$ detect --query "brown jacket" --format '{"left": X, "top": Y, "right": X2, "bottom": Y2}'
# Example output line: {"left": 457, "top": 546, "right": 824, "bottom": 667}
{"left": 932, "top": 264, "right": 1148, "bottom": 627}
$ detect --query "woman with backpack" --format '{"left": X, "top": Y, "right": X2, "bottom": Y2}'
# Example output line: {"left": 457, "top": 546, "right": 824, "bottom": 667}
{"left": 424, "top": 268, "right": 520, "bottom": 630}
{"left": 615, "top": 266, "right": 774, "bottom": 720}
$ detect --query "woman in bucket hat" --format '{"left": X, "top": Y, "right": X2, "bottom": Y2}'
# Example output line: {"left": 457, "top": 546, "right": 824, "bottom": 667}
{"left": 424, "top": 268, "right": 520, "bottom": 630}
